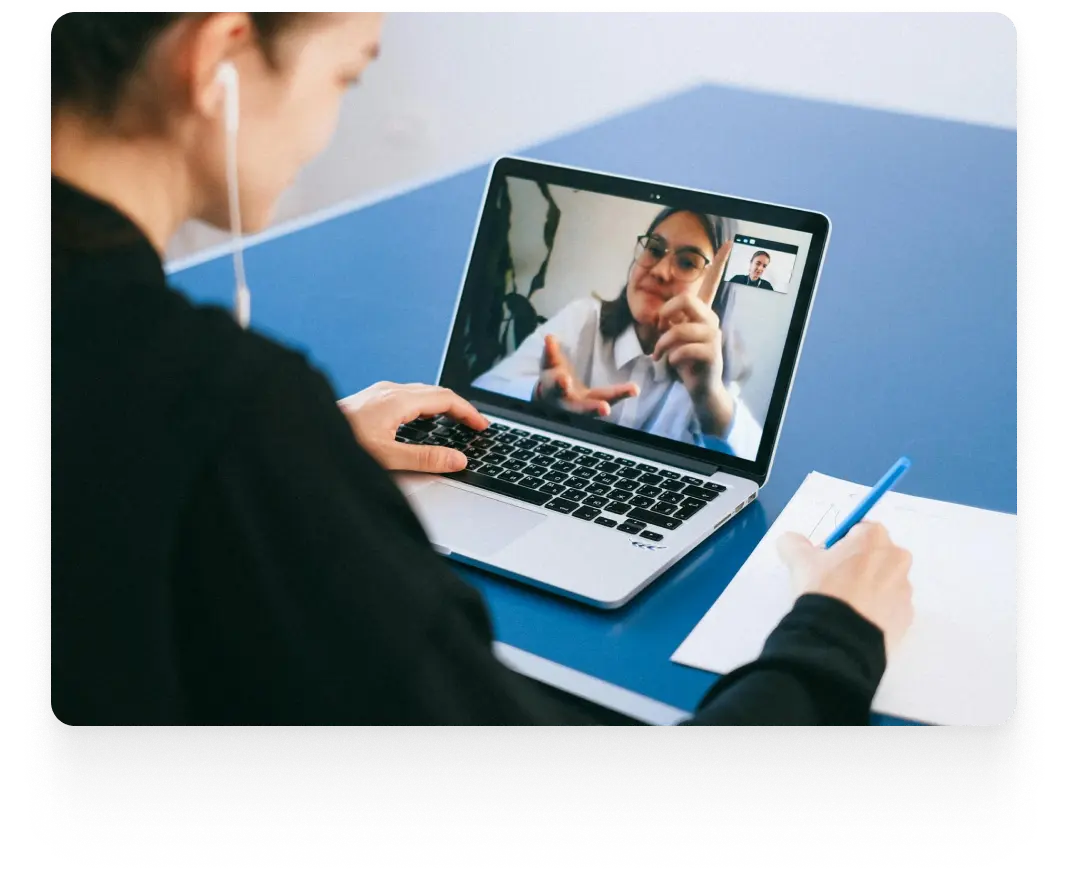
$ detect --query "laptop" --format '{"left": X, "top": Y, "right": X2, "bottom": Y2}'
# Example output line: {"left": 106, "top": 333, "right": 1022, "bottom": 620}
{"left": 393, "top": 157, "right": 830, "bottom": 609}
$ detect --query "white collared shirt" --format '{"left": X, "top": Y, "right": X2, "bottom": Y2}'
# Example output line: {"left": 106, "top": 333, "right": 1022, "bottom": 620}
{"left": 472, "top": 297, "right": 763, "bottom": 460}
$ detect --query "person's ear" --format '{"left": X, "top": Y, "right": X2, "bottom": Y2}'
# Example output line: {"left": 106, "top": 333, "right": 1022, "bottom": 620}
{"left": 180, "top": 12, "right": 254, "bottom": 124}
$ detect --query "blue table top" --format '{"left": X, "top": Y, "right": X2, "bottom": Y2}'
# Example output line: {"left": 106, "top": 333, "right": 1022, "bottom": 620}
{"left": 170, "top": 83, "right": 1016, "bottom": 723}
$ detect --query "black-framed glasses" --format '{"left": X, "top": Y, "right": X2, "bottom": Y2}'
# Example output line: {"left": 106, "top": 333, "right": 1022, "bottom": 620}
{"left": 633, "top": 234, "right": 711, "bottom": 282}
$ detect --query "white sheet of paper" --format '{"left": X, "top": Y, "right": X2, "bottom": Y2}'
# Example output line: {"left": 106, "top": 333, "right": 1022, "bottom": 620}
{"left": 671, "top": 472, "right": 1016, "bottom": 725}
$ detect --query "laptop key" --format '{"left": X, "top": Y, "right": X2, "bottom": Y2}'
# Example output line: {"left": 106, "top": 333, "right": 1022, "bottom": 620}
{"left": 653, "top": 501, "right": 677, "bottom": 514}
{"left": 582, "top": 495, "right": 608, "bottom": 508}
{"left": 604, "top": 501, "right": 631, "bottom": 515}
{"left": 407, "top": 419, "right": 436, "bottom": 432}
{"left": 575, "top": 456, "right": 599, "bottom": 468}
{"left": 465, "top": 460, "right": 483, "bottom": 472}
{"left": 544, "top": 471, "right": 568, "bottom": 483}
{"left": 552, "top": 460, "right": 576, "bottom": 473}
{"left": 635, "top": 463, "right": 657, "bottom": 473}
{"left": 530, "top": 434, "right": 549, "bottom": 442}
{"left": 501, "top": 459, "right": 526, "bottom": 472}
{"left": 573, "top": 467, "right": 596, "bottom": 479}
{"left": 630, "top": 495, "right": 655, "bottom": 509}
{"left": 636, "top": 484, "right": 662, "bottom": 497}
{"left": 573, "top": 506, "right": 601, "bottom": 521}
{"left": 617, "top": 523, "right": 644, "bottom": 534}
{"left": 562, "top": 488, "right": 587, "bottom": 502}
{"left": 607, "top": 488, "right": 631, "bottom": 501}
{"left": 538, "top": 482, "right": 564, "bottom": 496}
{"left": 673, "top": 505, "right": 702, "bottom": 520}
{"left": 597, "top": 461, "right": 621, "bottom": 474}
{"left": 498, "top": 471, "right": 524, "bottom": 483}
{"left": 616, "top": 479, "right": 639, "bottom": 491}
{"left": 639, "top": 530, "right": 664, "bottom": 542}
{"left": 659, "top": 492, "right": 683, "bottom": 505}
{"left": 660, "top": 480, "right": 684, "bottom": 493}
{"left": 627, "top": 507, "right": 682, "bottom": 530}
{"left": 516, "top": 439, "right": 539, "bottom": 451}
{"left": 487, "top": 423, "right": 511, "bottom": 432}
{"left": 617, "top": 467, "right": 641, "bottom": 480}
{"left": 480, "top": 464, "right": 503, "bottom": 477}
{"left": 614, "top": 457, "right": 636, "bottom": 466}
{"left": 556, "top": 450, "right": 579, "bottom": 462}
{"left": 585, "top": 483, "right": 610, "bottom": 496}
{"left": 592, "top": 452, "right": 613, "bottom": 461}
{"left": 571, "top": 445, "right": 593, "bottom": 455}
{"left": 681, "top": 475, "right": 703, "bottom": 485}
{"left": 447, "top": 469, "right": 551, "bottom": 506}
{"left": 594, "top": 517, "right": 618, "bottom": 528}
{"left": 638, "top": 473, "right": 663, "bottom": 486}
{"left": 658, "top": 470, "right": 680, "bottom": 480}
{"left": 512, "top": 449, "right": 535, "bottom": 462}
{"left": 593, "top": 473, "right": 619, "bottom": 484}
{"left": 519, "top": 475, "right": 543, "bottom": 488}
{"left": 564, "top": 477, "right": 589, "bottom": 490}
{"left": 545, "top": 498, "right": 579, "bottom": 514}
{"left": 682, "top": 485, "right": 720, "bottom": 502}
{"left": 705, "top": 482, "right": 727, "bottom": 492}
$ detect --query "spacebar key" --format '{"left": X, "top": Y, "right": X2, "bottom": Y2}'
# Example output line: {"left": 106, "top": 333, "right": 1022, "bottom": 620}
{"left": 448, "top": 470, "right": 552, "bottom": 506}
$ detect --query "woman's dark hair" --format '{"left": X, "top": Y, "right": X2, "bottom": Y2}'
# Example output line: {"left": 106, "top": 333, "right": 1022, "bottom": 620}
{"left": 599, "top": 206, "right": 727, "bottom": 341}
{"left": 52, "top": 13, "right": 306, "bottom": 121}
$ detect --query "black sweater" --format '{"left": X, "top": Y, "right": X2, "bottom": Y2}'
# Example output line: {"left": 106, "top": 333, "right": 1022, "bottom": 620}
{"left": 51, "top": 177, "right": 886, "bottom": 725}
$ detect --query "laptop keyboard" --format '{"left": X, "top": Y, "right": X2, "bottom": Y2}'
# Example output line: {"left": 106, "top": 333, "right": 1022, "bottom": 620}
{"left": 394, "top": 416, "right": 727, "bottom": 541}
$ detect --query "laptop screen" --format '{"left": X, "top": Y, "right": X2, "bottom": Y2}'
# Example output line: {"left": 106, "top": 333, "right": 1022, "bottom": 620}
{"left": 440, "top": 159, "right": 829, "bottom": 479}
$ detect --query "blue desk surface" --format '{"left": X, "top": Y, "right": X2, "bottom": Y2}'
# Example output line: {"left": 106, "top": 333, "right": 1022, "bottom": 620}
{"left": 170, "top": 84, "right": 1016, "bottom": 723}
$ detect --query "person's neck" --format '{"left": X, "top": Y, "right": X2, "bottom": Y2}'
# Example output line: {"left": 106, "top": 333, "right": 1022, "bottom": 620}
{"left": 635, "top": 321, "right": 658, "bottom": 355}
{"left": 51, "top": 111, "right": 194, "bottom": 256}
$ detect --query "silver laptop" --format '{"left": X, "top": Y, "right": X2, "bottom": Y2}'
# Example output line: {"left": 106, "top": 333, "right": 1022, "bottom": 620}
{"left": 393, "top": 157, "right": 830, "bottom": 609}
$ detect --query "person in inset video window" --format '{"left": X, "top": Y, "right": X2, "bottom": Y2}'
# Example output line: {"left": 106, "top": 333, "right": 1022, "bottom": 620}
{"left": 730, "top": 250, "right": 774, "bottom": 290}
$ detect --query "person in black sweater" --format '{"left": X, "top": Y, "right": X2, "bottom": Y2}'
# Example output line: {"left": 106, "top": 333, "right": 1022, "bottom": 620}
{"left": 729, "top": 250, "right": 776, "bottom": 290}
{"left": 51, "top": 13, "right": 914, "bottom": 725}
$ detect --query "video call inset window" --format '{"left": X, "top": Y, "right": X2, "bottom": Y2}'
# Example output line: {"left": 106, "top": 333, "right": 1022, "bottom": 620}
{"left": 725, "top": 236, "right": 799, "bottom": 294}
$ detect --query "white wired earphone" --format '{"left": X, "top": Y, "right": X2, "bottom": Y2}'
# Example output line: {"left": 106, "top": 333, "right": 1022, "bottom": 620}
{"left": 216, "top": 61, "right": 251, "bottom": 329}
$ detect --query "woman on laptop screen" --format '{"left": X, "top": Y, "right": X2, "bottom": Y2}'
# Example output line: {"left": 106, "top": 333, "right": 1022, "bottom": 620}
{"left": 474, "top": 207, "right": 763, "bottom": 459}
{"left": 52, "top": 13, "right": 913, "bottom": 725}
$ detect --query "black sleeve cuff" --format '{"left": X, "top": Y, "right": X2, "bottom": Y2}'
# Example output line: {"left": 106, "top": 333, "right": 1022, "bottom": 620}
{"left": 694, "top": 593, "right": 887, "bottom": 724}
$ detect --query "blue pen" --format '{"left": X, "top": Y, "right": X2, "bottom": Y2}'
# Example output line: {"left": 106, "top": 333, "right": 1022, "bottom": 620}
{"left": 823, "top": 456, "right": 912, "bottom": 548}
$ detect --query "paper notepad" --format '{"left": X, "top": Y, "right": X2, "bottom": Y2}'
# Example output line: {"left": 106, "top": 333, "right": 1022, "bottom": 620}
{"left": 671, "top": 472, "right": 1016, "bottom": 725}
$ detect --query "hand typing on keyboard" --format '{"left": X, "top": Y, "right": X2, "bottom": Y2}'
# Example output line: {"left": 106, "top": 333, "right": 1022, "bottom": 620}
{"left": 337, "top": 382, "right": 489, "bottom": 473}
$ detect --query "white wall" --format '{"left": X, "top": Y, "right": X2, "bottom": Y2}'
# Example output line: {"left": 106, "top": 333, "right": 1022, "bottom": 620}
{"left": 507, "top": 180, "right": 666, "bottom": 320}
{"left": 166, "top": 12, "right": 1015, "bottom": 263}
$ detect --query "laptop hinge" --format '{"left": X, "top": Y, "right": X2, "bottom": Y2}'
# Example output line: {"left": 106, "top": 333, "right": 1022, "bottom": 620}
{"left": 474, "top": 401, "right": 731, "bottom": 479}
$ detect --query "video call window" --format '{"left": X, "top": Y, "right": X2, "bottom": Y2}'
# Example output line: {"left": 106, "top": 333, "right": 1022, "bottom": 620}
{"left": 460, "top": 177, "right": 811, "bottom": 463}
{"left": 724, "top": 236, "right": 799, "bottom": 294}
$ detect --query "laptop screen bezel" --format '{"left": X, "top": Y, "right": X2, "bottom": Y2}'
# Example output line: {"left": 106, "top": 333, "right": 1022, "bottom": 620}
{"left": 437, "top": 156, "right": 831, "bottom": 486}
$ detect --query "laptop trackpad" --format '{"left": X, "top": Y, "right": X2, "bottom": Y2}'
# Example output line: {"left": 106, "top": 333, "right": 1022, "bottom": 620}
{"left": 407, "top": 482, "right": 546, "bottom": 557}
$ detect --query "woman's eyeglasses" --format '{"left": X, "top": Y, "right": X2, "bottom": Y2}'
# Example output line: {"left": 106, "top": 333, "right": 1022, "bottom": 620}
{"left": 633, "top": 234, "right": 711, "bottom": 282}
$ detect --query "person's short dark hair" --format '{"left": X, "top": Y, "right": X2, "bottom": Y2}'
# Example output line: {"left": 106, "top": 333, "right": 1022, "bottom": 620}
{"left": 52, "top": 13, "right": 308, "bottom": 121}
{"left": 751, "top": 250, "right": 771, "bottom": 263}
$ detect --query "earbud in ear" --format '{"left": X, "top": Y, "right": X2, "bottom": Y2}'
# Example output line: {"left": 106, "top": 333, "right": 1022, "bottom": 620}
{"left": 215, "top": 61, "right": 239, "bottom": 134}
